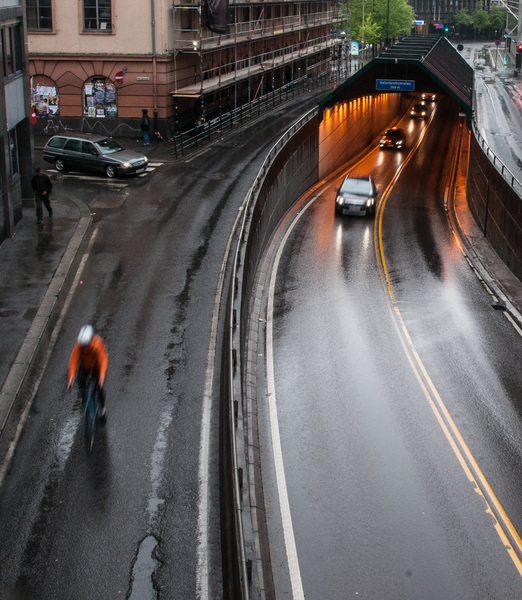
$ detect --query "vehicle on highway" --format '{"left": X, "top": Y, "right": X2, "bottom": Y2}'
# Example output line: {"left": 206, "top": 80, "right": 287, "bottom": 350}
{"left": 334, "top": 174, "right": 378, "bottom": 217}
{"left": 410, "top": 103, "right": 427, "bottom": 119}
{"left": 379, "top": 127, "right": 406, "bottom": 150}
{"left": 43, "top": 133, "right": 148, "bottom": 178}
{"left": 421, "top": 92, "right": 436, "bottom": 101}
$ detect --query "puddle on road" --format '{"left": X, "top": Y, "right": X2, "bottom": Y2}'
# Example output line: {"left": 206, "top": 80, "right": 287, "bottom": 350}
{"left": 128, "top": 535, "right": 160, "bottom": 600}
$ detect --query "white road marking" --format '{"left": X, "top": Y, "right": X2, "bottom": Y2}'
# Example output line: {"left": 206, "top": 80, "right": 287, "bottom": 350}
{"left": 266, "top": 193, "right": 321, "bottom": 600}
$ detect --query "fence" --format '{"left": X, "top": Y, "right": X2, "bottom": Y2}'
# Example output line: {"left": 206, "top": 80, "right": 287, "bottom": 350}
{"left": 468, "top": 118, "right": 522, "bottom": 281}
{"left": 170, "top": 72, "right": 330, "bottom": 158}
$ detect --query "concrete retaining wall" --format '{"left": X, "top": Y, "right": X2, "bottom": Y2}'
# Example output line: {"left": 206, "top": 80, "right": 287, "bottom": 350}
{"left": 467, "top": 125, "right": 522, "bottom": 281}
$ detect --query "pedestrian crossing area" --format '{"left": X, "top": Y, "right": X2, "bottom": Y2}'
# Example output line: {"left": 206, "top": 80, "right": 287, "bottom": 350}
{"left": 46, "top": 162, "right": 164, "bottom": 184}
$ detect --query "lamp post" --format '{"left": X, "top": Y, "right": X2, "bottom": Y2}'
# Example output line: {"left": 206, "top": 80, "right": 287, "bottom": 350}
{"left": 362, "top": 0, "right": 365, "bottom": 57}
{"left": 386, "top": 0, "right": 390, "bottom": 47}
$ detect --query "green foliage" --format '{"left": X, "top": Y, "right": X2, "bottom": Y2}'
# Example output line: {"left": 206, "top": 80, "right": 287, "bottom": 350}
{"left": 454, "top": 9, "right": 473, "bottom": 27}
{"left": 362, "top": 14, "right": 383, "bottom": 44}
{"left": 472, "top": 8, "right": 489, "bottom": 29}
{"left": 488, "top": 6, "right": 506, "bottom": 29}
{"left": 349, "top": 0, "right": 415, "bottom": 42}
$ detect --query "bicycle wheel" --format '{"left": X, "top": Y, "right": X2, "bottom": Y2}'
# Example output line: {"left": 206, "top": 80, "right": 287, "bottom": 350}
{"left": 84, "top": 380, "right": 99, "bottom": 452}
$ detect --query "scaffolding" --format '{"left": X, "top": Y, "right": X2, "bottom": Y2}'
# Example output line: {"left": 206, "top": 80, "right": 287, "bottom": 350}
{"left": 172, "top": 0, "right": 342, "bottom": 116}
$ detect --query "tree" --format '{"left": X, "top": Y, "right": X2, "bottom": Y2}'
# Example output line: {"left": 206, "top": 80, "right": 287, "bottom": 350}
{"left": 454, "top": 9, "right": 473, "bottom": 28}
{"left": 349, "top": 0, "right": 414, "bottom": 42}
{"left": 488, "top": 6, "right": 506, "bottom": 29}
{"left": 472, "top": 8, "right": 489, "bottom": 30}
{"left": 337, "top": 2, "right": 350, "bottom": 36}
{"left": 361, "top": 14, "right": 384, "bottom": 45}
{"left": 372, "top": 0, "right": 415, "bottom": 40}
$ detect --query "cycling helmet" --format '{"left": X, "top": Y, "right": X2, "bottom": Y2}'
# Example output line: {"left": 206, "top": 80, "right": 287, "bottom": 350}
{"left": 78, "top": 325, "right": 94, "bottom": 346}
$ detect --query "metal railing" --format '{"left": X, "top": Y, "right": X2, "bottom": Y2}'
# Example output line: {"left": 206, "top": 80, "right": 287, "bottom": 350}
{"left": 226, "top": 105, "right": 319, "bottom": 600}
{"left": 471, "top": 117, "right": 522, "bottom": 197}
{"left": 170, "top": 71, "right": 331, "bottom": 158}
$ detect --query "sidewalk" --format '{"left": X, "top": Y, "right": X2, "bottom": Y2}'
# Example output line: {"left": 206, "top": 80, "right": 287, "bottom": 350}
{"left": 0, "top": 192, "right": 90, "bottom": 434}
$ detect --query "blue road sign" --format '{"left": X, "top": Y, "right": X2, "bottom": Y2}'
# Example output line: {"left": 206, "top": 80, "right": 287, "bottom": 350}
{"left": 376, "top": 79, "right": 415, "bottom": 91}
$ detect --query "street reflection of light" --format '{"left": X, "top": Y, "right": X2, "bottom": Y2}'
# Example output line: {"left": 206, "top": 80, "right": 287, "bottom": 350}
{"left": 335, "top": 221, "right": 344, "bottom": 254}
{"left": 406, "top": 120, "right": 416, "bottom": 134}
{"left": 362, "top": 223, "right": 371, "bottom": 253}
{"left": 376, "top": 150, "right": 386, "bottom": 166}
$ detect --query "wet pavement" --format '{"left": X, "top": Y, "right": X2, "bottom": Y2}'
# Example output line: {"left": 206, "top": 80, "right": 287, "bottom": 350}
{"left": 1, "top": 62, "right": 522, "bottom": 438}
{"left": 0, "top": 136, "right": 173, "bottom": 433}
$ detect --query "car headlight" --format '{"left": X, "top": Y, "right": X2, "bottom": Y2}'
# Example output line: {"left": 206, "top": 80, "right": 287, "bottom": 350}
{"left": 336, "top": 195, "right": 344, "bottom": 205}
{"left": 121, "top": 162, "right": 132, "bottom": 168}
{"left": 365, "top": 198, "right": 373, "bottom": 207}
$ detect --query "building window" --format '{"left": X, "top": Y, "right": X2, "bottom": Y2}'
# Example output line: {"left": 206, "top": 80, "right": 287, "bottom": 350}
{"left": 32, "top": 76, "right": 59, "bottom": 117}
{"left": 2, "top": 25, "right": 23, "bottom": 78}
{"left": 27, "top": 0, "right": 53, "bottom": 31}
{"left": 84, "top": 78, "right": 117, "bottom": 117}
{"left": 83, "top": 0, "right": 112, "bottom": 32}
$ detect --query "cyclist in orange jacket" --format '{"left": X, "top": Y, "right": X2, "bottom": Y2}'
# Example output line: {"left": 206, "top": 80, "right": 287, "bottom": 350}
{"left": 68, "top": 325, "right": 108, "bottom": 416}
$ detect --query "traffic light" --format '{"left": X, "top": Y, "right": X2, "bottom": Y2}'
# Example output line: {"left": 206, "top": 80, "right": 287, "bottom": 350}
{"left": 517, "top": 43, "right": 522, "bottom": 53}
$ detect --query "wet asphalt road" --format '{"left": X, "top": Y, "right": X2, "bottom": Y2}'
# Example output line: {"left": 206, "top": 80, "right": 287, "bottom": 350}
{"left": 257, "top": 96, "right": 522, "bottom": 598}
{"left": 0, "top": 89, "right": 328, "bottom": 599}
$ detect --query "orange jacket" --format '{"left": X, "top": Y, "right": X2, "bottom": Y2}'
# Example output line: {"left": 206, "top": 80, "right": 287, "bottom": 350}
{"left": 68, "top": 334, "right": 108, "bottom": 387}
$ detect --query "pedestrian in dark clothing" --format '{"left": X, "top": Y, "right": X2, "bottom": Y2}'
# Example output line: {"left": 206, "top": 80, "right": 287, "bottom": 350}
{"left": 140, "top": 109, "right": 150, "bottom": 146}
{"left": 31, "top": 167, "right": 53, "bottom": 224}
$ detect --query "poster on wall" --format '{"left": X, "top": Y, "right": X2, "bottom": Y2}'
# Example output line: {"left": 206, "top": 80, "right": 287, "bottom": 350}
{"left": 31, "top": 85, "right": 59, "bottom": 118}
{"left": 84, "top": 79, "right": 117, "bottom": 118}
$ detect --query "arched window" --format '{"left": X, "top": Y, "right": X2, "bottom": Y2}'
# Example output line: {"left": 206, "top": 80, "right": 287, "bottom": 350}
{"left": 31, "top": 75, "right": 59, "bottom": 117}
{"left": 83, "top": 77, "right": 117, "bottom": 118}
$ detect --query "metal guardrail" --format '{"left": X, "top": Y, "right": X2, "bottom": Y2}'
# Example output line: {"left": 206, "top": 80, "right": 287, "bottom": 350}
{"left": 226, "top": 106, "right": 318, "bottom": 599}
{"left": 471, "top": 117, "right": 522, "bottom": 197}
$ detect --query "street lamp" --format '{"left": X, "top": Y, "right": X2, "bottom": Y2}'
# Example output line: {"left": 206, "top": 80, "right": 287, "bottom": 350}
{"left": 386, "top": 0, "right": 390, "bottom": 46}
{"left": 362, "top": 0, "right": 365, "bottom": 56}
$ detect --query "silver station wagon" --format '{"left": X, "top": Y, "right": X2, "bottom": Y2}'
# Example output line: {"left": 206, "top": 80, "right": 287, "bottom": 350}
{"left": 43, "top": 134, "right": 148, "bottom": 178}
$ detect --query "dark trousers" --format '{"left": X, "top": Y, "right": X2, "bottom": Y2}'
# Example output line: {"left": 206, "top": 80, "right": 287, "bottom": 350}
{"left": 35, "top": 193, "right": 52, "bottom": 219}
{"left": 78, "top": 367, "right": 106, "bottom": 408}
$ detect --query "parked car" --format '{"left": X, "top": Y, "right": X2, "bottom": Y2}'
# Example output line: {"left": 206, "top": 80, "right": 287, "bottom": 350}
{"left": 43, "top": 134, "right": 149, "bottom": 178}
{"left": 410, "top": 103, "right": 427, "bottom": 119}
{"left": 379, "top": 127, "right": 406, "bottom": 150}
{"left": 334, "top": 174, "right": 378, "bottom": 217}
{"left": 421, "top": 92, "right": 436, "bottom": 101}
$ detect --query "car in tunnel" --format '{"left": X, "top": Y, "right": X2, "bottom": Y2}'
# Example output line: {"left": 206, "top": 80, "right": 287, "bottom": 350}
{"left": 379, "top": 127, "right": 406, "bottom": 150}
{"left": 334, "top": 174, "right": 378, "bottom": 217}
{"left": 421, "top": 92, "right": 436, "bottom": 101}
{"left": 410, "top": 103, "right": 427, "bottom": 119}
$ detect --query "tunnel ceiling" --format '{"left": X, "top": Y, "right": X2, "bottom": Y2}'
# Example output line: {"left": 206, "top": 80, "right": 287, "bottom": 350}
{"left": 320, "top": 34, "right": 474, "bottom": 124}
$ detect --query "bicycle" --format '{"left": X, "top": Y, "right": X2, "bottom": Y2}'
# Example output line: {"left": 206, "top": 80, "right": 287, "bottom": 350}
{"left": 83, "top": 376, "right": 101, "bottom": 452}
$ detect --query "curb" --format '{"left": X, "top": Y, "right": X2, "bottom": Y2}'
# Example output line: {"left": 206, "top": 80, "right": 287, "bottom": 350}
{"left": 0, "top": 197, "right": 92, "bottom": 436}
